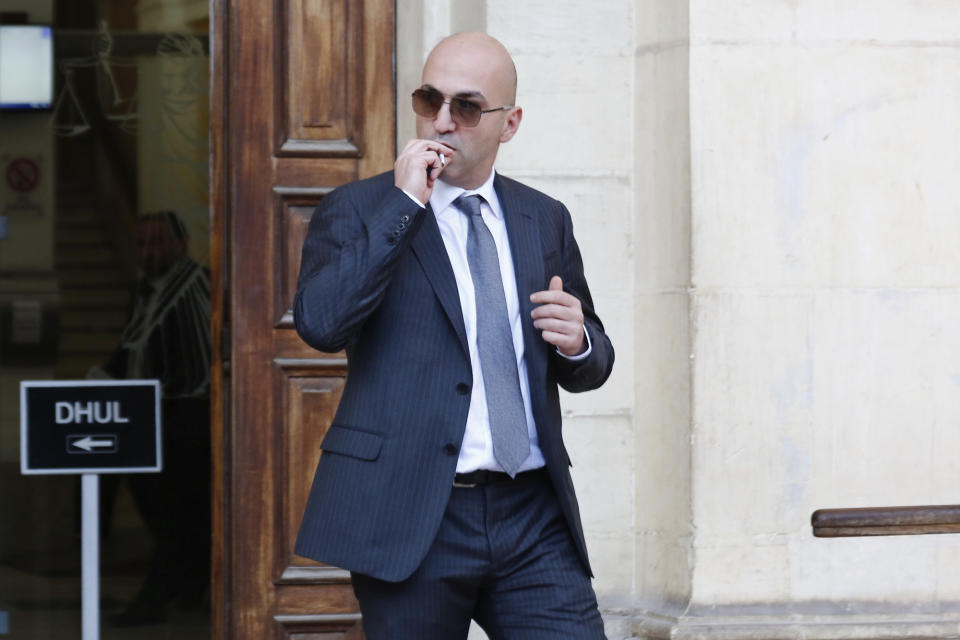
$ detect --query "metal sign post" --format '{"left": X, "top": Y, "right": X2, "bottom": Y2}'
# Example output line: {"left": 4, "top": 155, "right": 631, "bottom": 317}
{"left": 20, "top": 380, "right": 162, "bottom": 639}
{"left": 82, "top": 474, "right": 99, "bottom": 640}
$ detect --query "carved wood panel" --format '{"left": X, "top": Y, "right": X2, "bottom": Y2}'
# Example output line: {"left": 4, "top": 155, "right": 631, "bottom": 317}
{"left": 275, "top": 361, "right": 347, "bottom": 581}
{"left": 274, "top": 187, "right": 332, "bottom": 327}
{"left": 275, "top": 0, "right": 364, "bottom": 156}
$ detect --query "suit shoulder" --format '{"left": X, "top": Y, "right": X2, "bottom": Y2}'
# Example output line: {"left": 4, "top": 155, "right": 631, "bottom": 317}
{"left": 495, "top": 173, "right": 570, "bottom": 230}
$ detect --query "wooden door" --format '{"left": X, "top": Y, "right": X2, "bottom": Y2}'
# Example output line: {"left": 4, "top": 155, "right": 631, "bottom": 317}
{"left": 210, "top": 1, "right": 395, "bottom": 637}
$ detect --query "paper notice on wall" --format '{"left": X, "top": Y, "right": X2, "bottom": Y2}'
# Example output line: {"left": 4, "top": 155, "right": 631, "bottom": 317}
{"left": 12, "top": 299, "right": 42, "bottom": 344}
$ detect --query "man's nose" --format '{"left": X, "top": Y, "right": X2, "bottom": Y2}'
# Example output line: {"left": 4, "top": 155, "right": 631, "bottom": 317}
{"left": 432, "top": 101, "right": 456, "bottom": 133}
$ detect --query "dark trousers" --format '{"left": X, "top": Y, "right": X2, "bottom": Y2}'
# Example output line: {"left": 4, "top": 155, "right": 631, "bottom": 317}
{"left": 351, "top": 470, "right": 606, "bottom": 640}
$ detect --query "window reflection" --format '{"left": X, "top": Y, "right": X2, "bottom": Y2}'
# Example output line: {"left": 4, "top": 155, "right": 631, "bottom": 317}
{"left": 0, "top": 0, "right": 210, "bottom": 635}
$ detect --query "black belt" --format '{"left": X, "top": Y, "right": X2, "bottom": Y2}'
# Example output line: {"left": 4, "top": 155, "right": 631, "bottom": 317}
{"left": 453, "top": 467, "right": 547, "bottom": 488}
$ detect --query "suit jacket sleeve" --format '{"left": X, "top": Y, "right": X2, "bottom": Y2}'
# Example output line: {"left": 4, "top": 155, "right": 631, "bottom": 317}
{"left": 549, "top": 202, "right": 614, "bottom": 393}
{"left": 294, "top": 178, "right": 424, "bottom": 353}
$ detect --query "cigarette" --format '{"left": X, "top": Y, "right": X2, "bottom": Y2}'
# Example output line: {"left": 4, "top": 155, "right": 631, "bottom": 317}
{"left": 439, "top": 153, "right": 446, "bottom": 167}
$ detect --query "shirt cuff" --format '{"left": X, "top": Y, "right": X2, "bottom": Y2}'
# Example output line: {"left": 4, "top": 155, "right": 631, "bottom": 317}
{"left": 402, "top": 189, "right": 426, "bottom": 209}
{"left": 556, "top": 325, "right": 592, "bottom": 361}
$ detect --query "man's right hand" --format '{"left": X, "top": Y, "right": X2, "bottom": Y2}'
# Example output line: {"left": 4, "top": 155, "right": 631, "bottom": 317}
{"left": 395, "top": 139, "right": 453, "bottom": 204}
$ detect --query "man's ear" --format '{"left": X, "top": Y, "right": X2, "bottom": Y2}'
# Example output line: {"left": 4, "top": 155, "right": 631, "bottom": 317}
{"left": 499, "top": 106, "right": 523, "bottom": 143}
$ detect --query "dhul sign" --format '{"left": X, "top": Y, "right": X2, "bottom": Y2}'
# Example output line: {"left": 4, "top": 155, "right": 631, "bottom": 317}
{"left": 20, "top": 380, "right": 162, "bottom": 474}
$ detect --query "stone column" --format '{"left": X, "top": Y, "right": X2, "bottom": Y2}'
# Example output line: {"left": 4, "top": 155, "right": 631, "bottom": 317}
{"left": 674, "top": 0, "right": 960, "bottom": 637}
{"left": 633, "top": 1, "right": 693, "bottom": 631}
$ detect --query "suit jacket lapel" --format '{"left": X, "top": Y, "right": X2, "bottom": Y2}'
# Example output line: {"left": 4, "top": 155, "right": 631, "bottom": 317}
{"left": 409, "top": 204, "right": 470, "bottom": 356}
{"left": 496, "top": 175, "right": 548, "bottom": 397}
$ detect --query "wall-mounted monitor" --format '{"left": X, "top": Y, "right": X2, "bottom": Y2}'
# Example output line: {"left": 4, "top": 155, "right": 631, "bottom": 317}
{"left": 0, "top": 25, "right": 54, "bottom": 110}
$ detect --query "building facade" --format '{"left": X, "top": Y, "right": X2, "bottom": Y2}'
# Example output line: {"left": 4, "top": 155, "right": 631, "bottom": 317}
{"left": 1, "top": 1, "right": 958, "bottom": 638}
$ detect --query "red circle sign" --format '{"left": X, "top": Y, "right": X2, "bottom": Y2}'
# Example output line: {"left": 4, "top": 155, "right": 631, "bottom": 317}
{"left": 6, "top": 157, "right": 41, "bottom": 193}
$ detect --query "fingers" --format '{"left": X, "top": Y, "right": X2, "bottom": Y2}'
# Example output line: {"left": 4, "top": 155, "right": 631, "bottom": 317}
{"left": 530, "top": 277, "right": 578, "bottom": 311}
{"left": 395, "top": 139, "right": 453, "bottom": 203}
{"left": 530, "top": 276, "right": 586, "bottom": 356}
{"left": 531, "top": 305, "right": 584, "bottom": 337}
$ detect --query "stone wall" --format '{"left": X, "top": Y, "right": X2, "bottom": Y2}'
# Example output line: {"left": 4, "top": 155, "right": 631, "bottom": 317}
{"left": 683, "top": 0, "right": 960, "bottom": 635}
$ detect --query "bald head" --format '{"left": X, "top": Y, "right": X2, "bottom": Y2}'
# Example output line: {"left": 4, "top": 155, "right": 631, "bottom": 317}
{"left": 415, "top": 31, "right": 523, "bottom": 190}
{"left": 423, "top": 32, "right": 517, "bottom": 104}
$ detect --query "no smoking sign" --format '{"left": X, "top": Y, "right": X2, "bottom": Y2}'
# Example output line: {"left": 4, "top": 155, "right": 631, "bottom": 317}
{"left": 6, "top": 157, "right": 41, "bottom": 193}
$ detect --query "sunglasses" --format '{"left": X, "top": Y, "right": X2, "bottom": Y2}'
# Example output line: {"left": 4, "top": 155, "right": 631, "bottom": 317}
{"left": 411, "top": 87, "right": 514, "bottom": 127}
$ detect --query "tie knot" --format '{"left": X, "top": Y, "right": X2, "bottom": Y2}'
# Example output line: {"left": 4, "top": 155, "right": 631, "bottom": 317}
{"left": 453, "top": 193, "right": 483, "bottom": 217}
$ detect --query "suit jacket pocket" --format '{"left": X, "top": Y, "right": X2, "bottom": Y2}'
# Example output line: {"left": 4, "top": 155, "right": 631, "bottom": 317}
{"left": 320, "top": 424, "right": 383, "bottom": 461}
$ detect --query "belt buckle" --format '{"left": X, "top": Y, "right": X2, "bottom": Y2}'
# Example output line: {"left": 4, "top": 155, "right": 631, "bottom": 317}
{"left": 453, "top": 480, "right": 478, "bottom": 488}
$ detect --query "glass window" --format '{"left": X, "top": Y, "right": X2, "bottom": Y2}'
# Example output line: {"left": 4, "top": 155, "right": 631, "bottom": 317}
{"left": 0, "top": 1, "right": 210, "bottom": 636}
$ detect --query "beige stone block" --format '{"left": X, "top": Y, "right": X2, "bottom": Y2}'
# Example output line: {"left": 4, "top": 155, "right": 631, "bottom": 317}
{"left": 691, "top": 287, "right": 960, "bottom": 606}
{"left": 568, "top": 415, "right": 634, "bottom": 533}
{"left": 788, "top": 534, "right": 939, "bottom": 602}
{"left": 635, "top": 292, "right": 691, "bottom": 534}
{"left": 691, "top": 0, "right": 960, "bottom": 43}
{"left": 935, "top": 540, "right": 960, "bottom": 600}
{"left": 635, "top": 47, "right": 692, "bottom": 292}
{"left": 588, "top": 533, "right": 636, "bottom": 607}
{"left": 636, "top": 0, "right": 689, "bottom": 47}
{"left": 691, "top": 291, "right": 815, "bottom": 537}
{"left": 692, "top": 289, "right": 960, "bottom": 541}
{"left": 498, "top": 54, "right": 634, "bottom": 175}
{"left": 487, "top": 0, "right": 634, "bottom": 53}
{"left": 691, "top": 543, "right": 791, "bottom": 605}
{"left": 690, "top": 0, "right": 797, "bottom": 41}
{"left": 796, "top": 0, "right": 960, "bottom": 42}
{"left": 636, "top": 531, "right": 693, "bottom": 608}
{"left": 806, "top": 290, "right": 960, "bottom": 507}
{"left": 691, "top": 44, "right": 960, "bottom": 288}
{"left": 421, "top": 0, "right": 452, "bottom": 50}
{"left": 634, "top": 291, "right": 693, "bottom": 607}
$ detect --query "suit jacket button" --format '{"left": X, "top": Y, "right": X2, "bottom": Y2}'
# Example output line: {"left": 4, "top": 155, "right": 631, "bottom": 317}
{"left": 400, "top": 214, "right": 410, "bottom": 223}
{"left": 456, "top": 382, "right": 469, "bottom": 395}
{"left": 444, "top": 443, "right": 458, "bottom": 455}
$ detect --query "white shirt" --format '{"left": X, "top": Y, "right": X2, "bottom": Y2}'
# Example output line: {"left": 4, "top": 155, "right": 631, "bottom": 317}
{"left": 405, "top": 170, "right": 591, "bottom": 472}
{"left": 428, "top": 172, "right": 546, "bottom": 473}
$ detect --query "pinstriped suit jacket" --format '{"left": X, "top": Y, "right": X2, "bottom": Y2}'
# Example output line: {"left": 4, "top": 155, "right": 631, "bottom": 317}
{"left": 293, "top": 170, "right": 614, "bottom": 582}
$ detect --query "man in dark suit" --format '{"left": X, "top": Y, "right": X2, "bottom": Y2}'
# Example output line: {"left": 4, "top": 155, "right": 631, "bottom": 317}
{"left": 294, "top": 32, "right": 614, "bottom": 639}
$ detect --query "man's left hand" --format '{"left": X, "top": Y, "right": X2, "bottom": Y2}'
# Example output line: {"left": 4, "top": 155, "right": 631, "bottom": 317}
{"left": 530, "top": 276, "right": 586, "bottom": 357}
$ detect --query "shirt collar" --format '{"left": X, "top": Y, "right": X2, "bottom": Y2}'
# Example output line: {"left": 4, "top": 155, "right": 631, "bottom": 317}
{"left": 430, "top": 169, "right": 500, "bottom": 219}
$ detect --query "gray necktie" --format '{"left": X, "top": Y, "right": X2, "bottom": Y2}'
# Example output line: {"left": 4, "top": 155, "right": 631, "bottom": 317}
{"left": 454, "top": 194, "right": 530, "bottom": 476}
